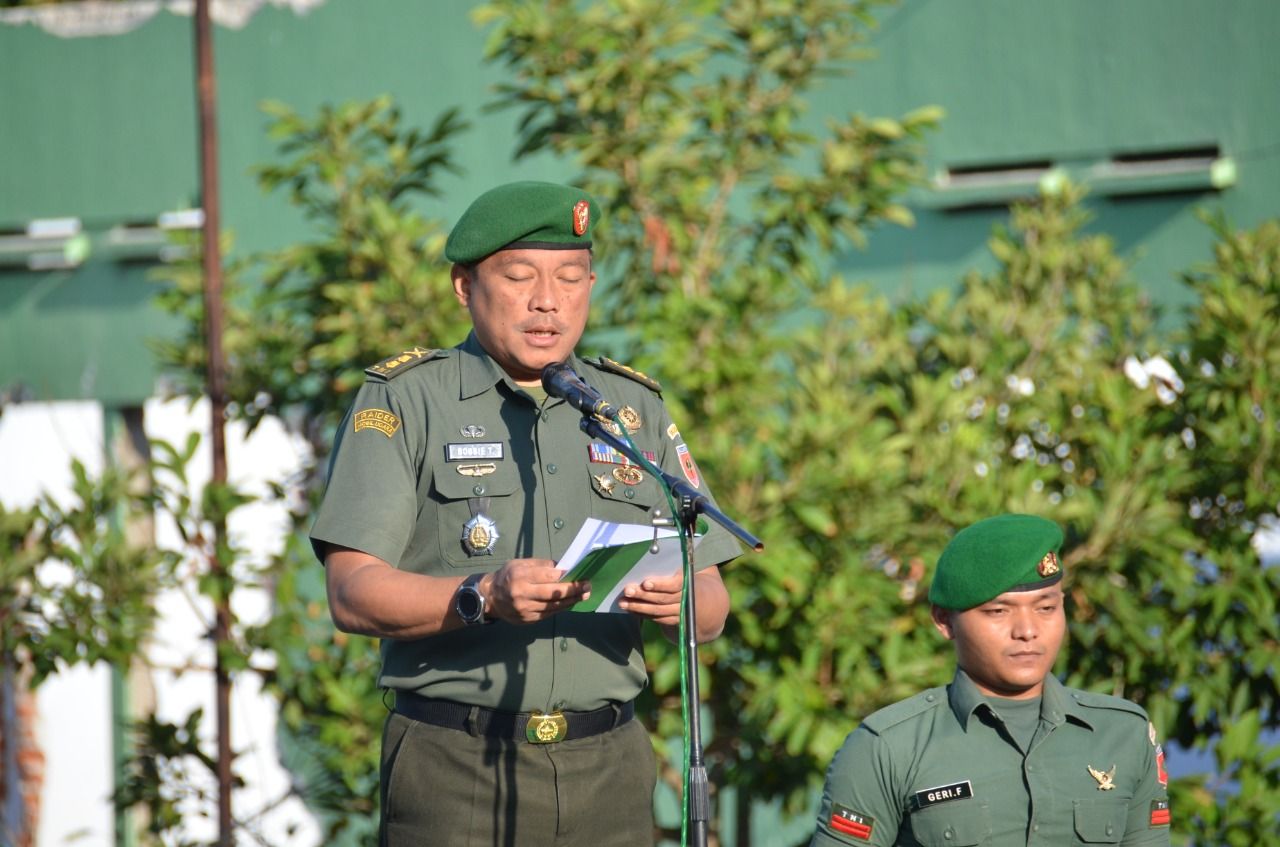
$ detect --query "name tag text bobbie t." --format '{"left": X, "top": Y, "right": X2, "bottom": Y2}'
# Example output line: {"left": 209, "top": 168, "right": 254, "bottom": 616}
{"left": 446, "top": 443, "right": 505, "bottom": 462}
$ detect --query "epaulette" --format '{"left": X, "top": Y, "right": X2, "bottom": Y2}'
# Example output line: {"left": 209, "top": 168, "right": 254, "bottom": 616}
{"left": 1068, "top": 690, "right": 1149, "bottom": 721}
{"left": 588, "top": 356, "right": 662, "bottom": 393}
{"left": 861, "top": 686, "right": 948, "bottom": 734}
{"left": 365, "top": 346, "right": 448, "bottom": 380}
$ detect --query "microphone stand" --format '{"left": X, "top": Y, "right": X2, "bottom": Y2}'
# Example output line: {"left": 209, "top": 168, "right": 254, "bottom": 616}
{"left": 578, "top": 414, "right": 762, "bottom": 847}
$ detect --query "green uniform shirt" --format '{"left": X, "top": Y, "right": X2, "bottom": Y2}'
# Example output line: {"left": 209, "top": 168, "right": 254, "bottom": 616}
{"left": 311, "top": 332, "right": 742, "bottom": 712}
{"left": 812, "top": 670, "right": 1172, "bottom": 847}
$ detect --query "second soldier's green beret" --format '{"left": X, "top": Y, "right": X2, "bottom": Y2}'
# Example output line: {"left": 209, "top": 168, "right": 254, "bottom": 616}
{"left": 928, "top": 513, "right": 1064, "bottom": 610}
{"left": 444, "top": 181, "right": 600, "bottom": 264}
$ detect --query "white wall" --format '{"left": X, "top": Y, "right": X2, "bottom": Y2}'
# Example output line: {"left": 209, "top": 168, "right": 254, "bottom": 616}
{"left": 0, "top": 399, "right": 321, "bottom": 847}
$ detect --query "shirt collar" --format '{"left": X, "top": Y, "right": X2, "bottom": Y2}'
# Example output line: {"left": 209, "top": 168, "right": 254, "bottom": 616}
{"left": 456, "top": 330, "right": 586, "bottom": 403}
{"left": 947, "top": 669, "right": 1093, "bottom": 731}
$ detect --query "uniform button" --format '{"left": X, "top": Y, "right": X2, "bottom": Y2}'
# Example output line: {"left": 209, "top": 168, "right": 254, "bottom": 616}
{"left": 1027, "top": 765, "right": 1033, "bottom": 771}
{"left": 943, "top": 829, "right": 953, "bottom": 840}
{"left": 542, "top": 412, "right": 550, "bottom": 422}
{"left": 1032, "top": 824, "right": 1039, "bottom": 833}
{"left": 547, "top": 463, "right": 558, "bottom": 474}
{"left": 559, "top": 639, "right": 568, "bottom": 652}
{"left": 553, "top": 518, "right": 565, "bottom": 530}
{"left": 926, "top": 693, "right": 936, "bottom": 702}
{"left": 625, "top": 489, "right": 636, "bottom": 499}
{"left": 472, "top": 484, "right": 485, "bottom": 496}
{"left": 1106, "top": 825, "right": 1114, "bottom": 836}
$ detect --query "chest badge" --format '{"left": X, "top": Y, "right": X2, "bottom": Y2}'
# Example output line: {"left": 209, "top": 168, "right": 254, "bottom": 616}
{"left": 617, "top": 405, "right": 642, "bottom": 433}
{"left": 1088, "top": 764, "right": 1117, "bottom": 790}
{"left": 613, "top": 466, "right": 644, "bottom": 486}
{"left": 460, "top": 424, "right": 486, "bottom": 438}
{"left": 462, "top": 514, "right": 500, "bottom": 556}
{"left": 593, "top": 472, "right": 618, "bottom": 495}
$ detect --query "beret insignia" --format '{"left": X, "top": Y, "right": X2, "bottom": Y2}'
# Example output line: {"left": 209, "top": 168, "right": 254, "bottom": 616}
{"left": 1037, "top": 551, "right": 1060, "bottom": 577}
{"left": 573, "top": 200, "right": 590, "bottom": 236}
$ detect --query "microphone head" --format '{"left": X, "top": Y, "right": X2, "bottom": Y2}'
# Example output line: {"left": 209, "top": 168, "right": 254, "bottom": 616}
{"left": 541, "top": 361, "right": 574, "bottom": 393}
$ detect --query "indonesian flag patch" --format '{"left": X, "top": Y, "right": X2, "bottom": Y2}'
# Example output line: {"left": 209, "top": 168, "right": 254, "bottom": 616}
{"left": 1150, "top": 798, "right": 1170, "bottom": 827}
{"left": 830, "top": 804, "right": 874, "bottom": 841}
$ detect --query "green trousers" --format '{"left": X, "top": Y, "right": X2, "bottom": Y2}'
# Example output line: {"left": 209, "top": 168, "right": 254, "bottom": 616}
{"left": 379, "top": 711, "right": 658, "bottom": 847}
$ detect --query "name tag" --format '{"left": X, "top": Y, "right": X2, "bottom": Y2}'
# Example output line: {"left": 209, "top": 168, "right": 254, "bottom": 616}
{"left": 912, "top": 780, "right": 973, "bottom": 810}
{"left": 446, "top": 442, "right": 504, "bottom": 462}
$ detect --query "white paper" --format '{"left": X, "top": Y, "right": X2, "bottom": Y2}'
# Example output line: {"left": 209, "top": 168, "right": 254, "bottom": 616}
{"left": 556, "top": 518, "right": 699, "bottom": 613}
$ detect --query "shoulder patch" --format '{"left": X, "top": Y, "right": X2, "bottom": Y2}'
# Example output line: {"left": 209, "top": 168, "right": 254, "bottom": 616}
{"left": 862, "top": 687, "right": 947, "bottom": 734}
{"left": 365, "top": 347, "right": 447, "bottom": 380}
{"left": 588, "top": 356, "right": 662, "bottom": 393}
{"left": 1071, "top": 690, "right": 1149, "bottom": 721}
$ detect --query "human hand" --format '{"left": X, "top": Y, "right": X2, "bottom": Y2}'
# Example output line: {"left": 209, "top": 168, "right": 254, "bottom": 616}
{"left": 482, "top": 559, "right": 590, "bottom": 624}
{"left": 618, "top": 569, "right": 683, "bottom": 626}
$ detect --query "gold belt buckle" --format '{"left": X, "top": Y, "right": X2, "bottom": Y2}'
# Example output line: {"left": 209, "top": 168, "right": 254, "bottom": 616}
{"left": 526, "top": 711, "right": 568, "bottom": 744}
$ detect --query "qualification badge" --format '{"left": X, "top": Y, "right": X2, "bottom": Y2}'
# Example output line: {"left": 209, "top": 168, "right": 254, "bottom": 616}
{"left": 593, "top": 472, "right": 618, "bottom": 495}
{"left": 462, "top": 514, "right": 499, "bottom": 556}
{"left": 1088, "top": 764, "right": 1116, "bottom": 790}
{"left": 593, "top": 412, "right": 623, "bottom": 436}
{"left": 617, "top": 406, "right": 642, "bottom": 433}
{"left": 613, "top": 466, "right": 644, "bottom": 486}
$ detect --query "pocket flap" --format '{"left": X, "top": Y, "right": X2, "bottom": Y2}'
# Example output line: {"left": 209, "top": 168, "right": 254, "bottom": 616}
{"left": 1072, "top": 799, "right": 1126, "bottom": 843}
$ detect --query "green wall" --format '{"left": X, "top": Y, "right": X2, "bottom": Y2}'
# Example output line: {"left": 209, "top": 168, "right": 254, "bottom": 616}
{"left": 2, "top": 0, "right": 1277, "bottom": 404}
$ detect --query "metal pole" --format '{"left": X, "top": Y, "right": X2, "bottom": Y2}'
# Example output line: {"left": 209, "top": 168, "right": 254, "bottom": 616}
{"left": 681, "top": 507, "right": 709, "bottom": 847}
{"left": 193, "top": 1, "right": 234, "bottom": 843}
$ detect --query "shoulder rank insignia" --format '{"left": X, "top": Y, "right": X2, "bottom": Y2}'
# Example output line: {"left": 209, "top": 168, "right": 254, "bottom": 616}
{"left": 365, "top": 346, "right": 445, "bottom": 379}
{"left": 593, "top": 356, "right": 662, "bottom": 393}
{"left": 1088, "top": 764, "right": 1117, "bottom": 790}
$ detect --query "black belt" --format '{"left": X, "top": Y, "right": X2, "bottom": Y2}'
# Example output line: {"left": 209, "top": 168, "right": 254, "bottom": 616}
{"left": 393, "top": 692, "right": 634, "bottom": 744}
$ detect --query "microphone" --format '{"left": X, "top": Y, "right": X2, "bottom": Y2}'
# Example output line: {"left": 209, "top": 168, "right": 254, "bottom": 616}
{"left": 541, "top": 362, "right": 619, "bottom": 420}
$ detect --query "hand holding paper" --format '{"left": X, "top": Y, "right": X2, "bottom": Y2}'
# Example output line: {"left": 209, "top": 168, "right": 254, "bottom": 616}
{"left": 556, "top": 518, "right": 702, "bottom": 613}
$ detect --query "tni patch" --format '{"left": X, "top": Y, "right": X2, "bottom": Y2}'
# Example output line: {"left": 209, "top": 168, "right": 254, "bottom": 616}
{"left": 353, "top": 409, "right": 400, "bottom": 437}
{"left": 912, "top": 780, "right": 974, "bottom": 811}
{"left": 1150, "top": 799, "right": 1170, "bottom": 827}
{"left": 830, "top": 804, "right": 873, "bottom": 841}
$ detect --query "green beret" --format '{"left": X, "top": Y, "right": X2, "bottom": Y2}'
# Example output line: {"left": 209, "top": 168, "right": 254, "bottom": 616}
{"left": 928, "top": 513, "right": 1064, "bottom": 610}
{"left": 444, "top": 181, "right": 600, "bottom": 264}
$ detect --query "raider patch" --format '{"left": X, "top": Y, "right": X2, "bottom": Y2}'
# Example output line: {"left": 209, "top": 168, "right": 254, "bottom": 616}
{"left": 829, "top": 804, "right": 874, "bottom": 841}
{"left": 353, "top": 409, "right": 400, "bottom": 437}
{"left": 911, "top": 780, "right": 973, "bottom": 811}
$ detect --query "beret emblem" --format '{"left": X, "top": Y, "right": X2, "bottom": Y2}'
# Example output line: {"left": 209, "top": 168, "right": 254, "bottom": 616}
{"left": 573, "top": 200, "right": 590, "bottom": 236}
{"left": 1037, "top": 551, "right": 1060, "bottom": 577}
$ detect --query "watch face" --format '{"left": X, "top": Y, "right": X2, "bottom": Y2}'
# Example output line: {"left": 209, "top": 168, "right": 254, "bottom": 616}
{"left": 457, "top": 576, "right": 485, "bottom": 624}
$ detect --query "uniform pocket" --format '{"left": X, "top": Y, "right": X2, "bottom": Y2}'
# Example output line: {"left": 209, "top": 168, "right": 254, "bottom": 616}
{"left": 431, "top": 461, "right": 521, "bottom": 567}
{"left": 585, "top": 463, "right": 666, "bottom": 520}
{"left": 908, "top": 799, "right": 991, "bottom": 846}
{"left": 1072, "top": 798, "right": 1127, "bottom": 843}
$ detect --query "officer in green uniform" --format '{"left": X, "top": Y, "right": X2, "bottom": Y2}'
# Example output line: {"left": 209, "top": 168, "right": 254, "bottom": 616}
{"left": 311, "top": 181, "right": 742, "bottom": 847}
{"left": 811, "top": 514, "right": 1172, "bottom": 847}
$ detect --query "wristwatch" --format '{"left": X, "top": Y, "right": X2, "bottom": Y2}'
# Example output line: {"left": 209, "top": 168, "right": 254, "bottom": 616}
{"left": 455, "top": 572, "right": 489, "bottom": 626}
